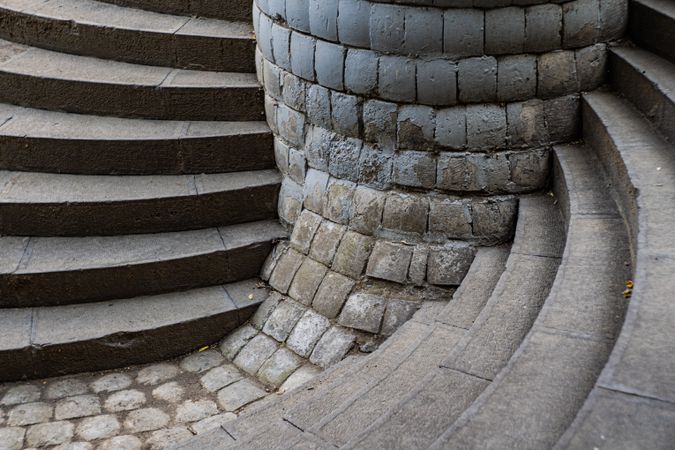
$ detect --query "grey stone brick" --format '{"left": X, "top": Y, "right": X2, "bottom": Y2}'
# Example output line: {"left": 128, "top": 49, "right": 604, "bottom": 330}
{"left": 288, "top": 258, "right": 329, "bottom": 305}
{"left": 417, "top": 59, "right": 457, "bottom": 106}
{"left": 290, "top": 209, "right": 322, "bottom": 254}
{"left": 309, "top": 0, "right": 338, "bottom": 41}
{"left": 200, "top": 363, "right": 243, "bottom": 391}
{"left": 257, "top": 13, "right": 274, "bottom": 62}
{"left": 497, "top": 54, "right": 537, "bottom": 101}
{"left": 429, "top": 197, "right": 472, "bottom": 238}
{"left": 471, "top": 197, "right": 518, "bottom": 243}
{"left": 466, "top": 104, "right": 507, "bottom": 149}
{"left": 338, "top": 0, "right": 371, "bottom": 47}
{"left": 350, "top": 186, "right": 385, "bottom": 235}
{"left": 309, "top": 221, "right": 346, "bottom": 266}
{"left": 306, "top": 84, "right": 331, "bottom": 129}
{"left": 290, "top": 32, "right": 315, "bottom": 81}
{"left": 286, "top": 310, "right": 331, "bottom": 357}
{"left": 332, "top": 231, "right": 376, "bottom": 278}
{"left": 303, "top": 167, "right": 330, "bottom": 213}
{"left": 331, "top": 91, "right": 360, "bottom": 136}
{"left": 458, "top": 57, "right": 498, "bottom": 103}
{"left": 220, "top": 325, "right": 258, "bottom": 359}
{"left": 324, "top": 178, "right": 356, "bottom": 224}
{"left": 314, "top": 40, "right": 345, "bottom": 90}
{"left": 274, "top": 137, "right": 289, "bottom": 175}
{"left": 392, "top": 151, "right": 437, "bottom": 189}
{"left": 369, "top": 4, "right": 405, "bottom": 52}
{"left": 600, "top": 0, "right": 628, "bottom": 40}
{"left": 282, "top": 72, "right": 306, "bottom": 111}
{"left": 257, "top": 348, "right": 303, "bottom": 387}
{"left": 263, "top": 299, "right": 306, "bottom": 342}
{"left": 397, "top": 105, "right": 435, "bottom": 150}
{"left": 363, "top": 100, "right": 398, "bottom": 144}
{"left": 310, "top": 327, "right": 356, "bottom": 368}
{"left": 435, "top": 107, "right": 467, "bottom": 149}
{"left": 465, "top": 152, "right": 511, "bottom": 192}
{"left": 276, "top": 104, "right": 305, "bottom": 147}
{"left": 313, "top": 271, "right": 357, "bottom": 318}
{"left": 216, "top": 380, "right": 266, "bottom": 411}
{"left": 264, "top": 96, "right": 278, "bottom": 134}
{"left": 506, "top": 100, "right": 549, "bottom": 147}
{"left": 269, "top": 248, "right": 305, "bottom": 294}
{"left": 328, "top": 136, "right": 362, "bottom": 182}
{"left": 286, "top": 0, "right": 310, "bottom": 32}
{"left": 524, "top": 4, "right": 562, "bottom": 52}
{"left": 359, "top": 143, "right": 393, "bottom": 190}
{"left": 338, "top": 293, "right": 386, "bottom": 333}
{"left": 379, "top": 55, "right": 416, "bottom": 103}
{"left": 408, "top": 245, "right": 429, "bottom": 286}
{"left": 366, "top": 241, "right": 414, "bottom": 284}
{"left": 381, "top": 300, "right": 419, "bottom": 336}
{"left": 382, "top": 192, "right": 429, "bottom": 234}
{"left": 250, "top": 291, "right": 282, "bottom": 330}
{"left": 278, "top": 177, "right": 304, "bottom": 224}
{"left": 305, "top": 125, "right": 332, "bottom": 171}
{"left": 403, "top": 8, "right": 443, "bottom": 54}
{"left": 263, "top": 60, "right": 282, "bottom": 99}
{"left": 443, "top": 9, "right": 484, "bottom": 58}
{"left": 576, "top": 43, "right": 607, "bottom": 91}
{"left": 544, "top": 94, "right": 580, "bottom": 141}
{"left": 563, "top": 0, "right": 600, "bottom": 48}
{"left": 427, "top": 244, "right": 475, "bottom": 285}
{"left": 287, "top": 147, "right": 306, "bottom": 185}
{"left": 271, "top": 24, "right": 291, "bottom": 71}
{"left": 485, "top": 7, "right": 525, "bottom": 54}
{"left": 538, "top": 51, "right": 579, "bottom": 98}
{"left": 509, "top": 148, "right": 550, "bottom": 190}
{"left": 437, "top": 153, "right": 468, "bottom": 191}
{"left": 267, "top": 0, "right": 286, "bottom": 20}
{"left": 344, "top": 49, "right": 378, "bottom": 95}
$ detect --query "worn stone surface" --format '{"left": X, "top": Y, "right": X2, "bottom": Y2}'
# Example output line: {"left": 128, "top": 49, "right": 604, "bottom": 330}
{"left": 258, "top": 348, "right": 304, "bottom": 387}
{"left": 54, "top": 395, "right": 101, "bottom": 420}
{"left": 217, "top": 380, "right": 267, "bottom": 411}
{"left": 312, "top": 271, "right": 357, "bottom": 318}
{"left": 309, "top": 327, "right": 356, "bottom": 368}
{"left": 180, "top": 350, "right": 224, "bottom": 373}
{"left": 234, "top": 333, "right": 279, "bottom": 375}
{"left": 262, "top": 299, "right": 306, "bottom": 342}
{"left": 286, "top": 310, "right": 332, "bottom": 357}
{"left": 200, "top": 365, "right": 243, "bottom": 392}
{"left": 338, "top": 294, "right": 387, "bottom": 333}
{"left": 366, "top": 241, "right": 414, "bottom": 284}
{"left": 104, "top": 390, "right": 146, "bottom": 412}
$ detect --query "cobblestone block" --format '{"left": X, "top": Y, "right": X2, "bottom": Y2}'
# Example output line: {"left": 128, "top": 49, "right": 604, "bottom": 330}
{"left": 392, "top": 151, "right": 437, "bottom": 189}
{"left": 404, "top": 8, "right": 443, "bottom": 54}
{"left": 544, "top": 94, "right": 580, "bottom": 141}
{"left": 91, "top": 374, "right": 132, "bottom": 394}
{"left": 269, "top": 248, "right": 305, "bottom": 294}
{"left": 471, "top": 197, "right": 518, "bottom": 243}
{"left": 437, "top": 153, "right": 468, "bottom": 191}
{"left": 339, "top": 293, "right": 386, "bottom": 333}
{"left": 290, "top": 31, "right": 315, "bottom": 81}
{"left": 443, "top": 9, "right": 484, "bottom": 58}
{"left": 1, "top": 385, "right": 40, "bottom": 406}
{"left": 427, "top": 244, "right": 475, "bottom": 285}
{"left": 0, "top": 427, "right": 24, "bottom": 450}
{"left": 151, "top": 382, "right": 184, "bottom": 403}
{"left": 250, "top": 291, "right": 282, "bottom": 330}
{"left": 282, "top": 72, "right": 306, "bottom": 112}
{"left": 338, "top": 0, "right": 371, "bottom": 47}
{"left": 563, "top": 0, "right": 600, "bottom": 48}
{"left": 350, "top": 186, "right": 385, "bottom": 235}
{"left": 7, "top": 402, "right": 52, "bottom": 426}
{"left": 26, "top": 421, "right": 74, "bottom": 447}
{"left": 274, "top": 138, "right": 289, "bottom": 175}
{"left": 309, "top": 0, "right": 338, "bottom": 40}
{"left": 278, "top": 177, "right": 304, "bottom": 225}
{"left": 369, "top": 4, "right": 405, "bottom": 52}
{"left": 435, "top": 106, "right": 467, "bottom": 149}
{"left": 234, "top": 334, "right": 279, "bottom": 375}
{"left": 458, "top": 57, "right": 497, "bottom": 103}
{"left": 289, "top": 257, "right": 329, "bottom": 305}
{"left": 345, "top": 48, "right": 378, "bottom": 95}
{"left": 76, "top": 415, "right": 120, "bottom": 441}
{"left": 276, "top": 103, "right": 305, "bottom": 147}
{"left": 408, "top": 245, "right": 429, "bottom": 286}
{"left": 313, "top": 271, "right": 357, "bottom": 318}
{"left": 146, "top": 427, "right": 193, "bottom": 449}
{"left": 506, "top": 99, "right": 549, "bottom": 146}
{"left": 397, "top": 105, "right": 435, "bottom": 150}
{"left": 287, "top": 310, "right": 331, "bottom": 357}
{"left": 303, "top": 168, "right": 330, "bottom": 213}
{"left": 600, "top": 0, "right": 628, "bottom": 40}
{"left": 271, "top": 24, "right": 291, "bottom": 71}
{"left": 290, "top": 209, "right": 322, "bottom": 254}
{"left": 381, "top": 300, "right": 419, "bottom": 335}
{"left": 288, "top": 147, "right": 306, "bottom": 185}
{"left": 497, "top": 54, "right": 536, "bottom": 101}
{"left": 216, "top": 380, "right": 266, "bottom": 411}
{"left": 429, "top": 197, "right": 472, "bottom": 238}
{"left": 176, "top": 400, "right": 218, "bottom": 423}
{"left": 180, "top": 350, "right": 223, "bottom": 374}
{"left": 466, "top": 104, "right": 507, "bottom": 149}
{"left": 363, "top": 99, "right": 398, "bottom": 144}
{"left": 486, "top": 7, "right": 525, "bottom": 54}
{"left": 45, "top": 379, "right": 88, "bottom": 400}
{"left": 263, "top": 59, "right": 282, "bottom": 99}
{"left": 279, "top": 365, "right": 322, "bottom": 394}
{"left": 509, "top": 148, "right": 550, "bottom": 189}
{"left": 576, "top": 43, "right": 607, "bottom": 91}
{"left": 332, "top": 231, "right": 375, "bottom": 278}
{"left": 359, "top": 143, "right": 393, "bottom": 190}
{"left": 379, "top": 55, "right": 416, "bottom": 102}
{"left": 306, "top": 84, "right": 331, "bottom": 128}
{"left": 538, "top": 50, "right": 579, "bottom": 98}
{"left": 331, "top": 91, "right": 360, "bottom": 136}
{"left": 258, "top": 348, "right": 303, "bottom": 387}
{"left": 466, "top": 152, "right": 511, "bottom": 192}
{"left": 382, "top": 192, "right": 429, "bottom": 234}
{"left": 310, "top": 327, "right": 356, "bottom": 368}
{"left": 263, "top": 299, "right": 306, "bottom": 342}
{"left": 524, "top": 4, "right": 562, "bottom": 52}
{"left": 200, "top": 365, "right": 243, "bottom": 392}
{"left": 324, "top": 178, "right": 357, "bottom": 224}
{"left": 367, "top": 241, "right": 414, "bottom": 284}
{"left": 104, "top": 390, "right": 146, "bottom": 413}
{"left": 315, "top": 40, "right": 345, "bottom": 90}
{"left": 55, "top": 395, "right": 100, "bottom": 420}
{"left": 328, "top": 137, "right": 362, "bottom": 182}
{"left": 137, "top": 364, "right": 179, "bottom": 386}
{"left": 417, "top": 59, "right": 457, "bottom": 106}
{"left": 286, "top": 0, "right": 310, "bottom": 32}
{"left": 309, "top": 220, "right": 346, "bottom": 266}
{"left": 98, "top": 435, "right": 142, "bottom": 450}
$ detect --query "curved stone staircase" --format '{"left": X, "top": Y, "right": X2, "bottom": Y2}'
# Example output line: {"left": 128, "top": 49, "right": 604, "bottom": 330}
{"left": 0, "top": 0, "right": 286, "bottom": 381}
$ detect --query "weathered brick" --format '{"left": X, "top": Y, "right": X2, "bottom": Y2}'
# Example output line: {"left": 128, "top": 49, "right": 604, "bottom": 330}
{"left": 309, "top": 221, "right": 346, "bottom": 266}
{"left": 363, "top": 100, "right": 398, "bottom": 144}
{"left": 443, "top": 9, "right": 484, "bottom": 58}
{"left": 309, "top": 0, "right": 338, "bottom": 40}
{"left": 426, "top": 244, "right": 475, "bottom": 286}
{"left": 344, "top": 49, "right": 378, "bottom": 95}
{"left": 466, "top": 104, "right": 507, "bottom": 149}
{"left": 435, "top": 107, "right": 467, "bottom": 149}
{"left": 429, "top": 197, "right": 473, "bottom": 238}
{"left": 290, "top": 32, "right": 315, "bottom": 81}
{"left": 392, "top": 151, "right": 437, "bottom": 189}
{"left": 397, "top": 105, "right": 435, "bottom": 150}
{"left": 350, "top": 186, "right": 385, "bottom": 235}
{"left": 324, "top": 178, "right": 356, "bottom": 224}
{"left": 332, "top": 231, "right": 376, "bottom": 278}
{"left": 314, "top": 40, "right": 345, "bottom": 90}
{"left": 458, "top": 57, "right": 497, "bottom": 103}
{"left": 379, "top": 55, "right": 416, "bottom": 102}
{"left": 485, "top": 7, "right": 525, "bottom": 54}
{"left": 538, "top": 51, "right": 579, "bottom": 98}
{"left": 313, "top": 272, "right": 357, "bottom": 318}
{"left": 497, "top": 54, "right": 537, "bottom": 101}
{"left": 366, "top": 241, "right": 414, "bottom": 284}
{"left": 337, "top": 0, "right": 371, "bottom": 47}
{"left": 417, "top": 59, "right": 457, "bottom": 106}
{"left": 288, "top": 258, "right": 329, "bottom": 305}
{"left": 369, "top": 4, "right": 405, "bottom": 52}
{"left": 382, "top": 192, "right": 429, "bottom": 235}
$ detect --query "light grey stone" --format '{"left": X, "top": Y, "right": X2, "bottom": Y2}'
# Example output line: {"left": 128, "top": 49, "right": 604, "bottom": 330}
{"left": 1, "top": 385, "right": 40, "bottom": 406}
{"left": 279, "top": 365, "right": 322, "bottom": 394}
{"left": 314, "top": 40, "right": 345, "bottom": 90}
{"left": 485, "top": 7, "right": 525, "bottom": 54}
{"left": 54, "top": 395, "right": 100, "bottom": 420}
{"left": 53, "top": 441, "right": 93, "bottom": 450}
{"left": 97, "top": 435, "right": 142, "bottom": 450}
{"left": 286, "top": 310, "right": 332, "bottom": 357}
{"left": 366, "top": 241, "right": 414, "bottom": 284}
{"left": 200, "top": 365, "right": 243, "bottom": 392}
{"left": 250, "top": 291, "right": 282, "bottom": 330}
{"left": 91, "top": 373, "right": 132, "bottom": 394}
{"left": 403, "top": 8, "right": 443, "bottom": 53}
{"left": 369, "top": 4, "right": 405, "bottom": 52}
{"left": 381, "top": 300, "right": 419, "bottom": 335}
{"left": 282, "top": 73, "right": 306, "bottom": 112}
{"left": 417, "top": 59, "right": 457, "bottom": 106}
{"left": 45, "top": 379, "right": 88, "bottom": 400}
{"left": 151, "top": 382, "right": 185, "bottom": 403}
{"left": 271, "top": 24, "right": 291, "bottom": 71}
{"left": 435, "top": 107, "right": 467, "bottom": 149}
{"left": 136, "top": 363, "right": 179, "bottom": 386}
{"left": 176, "top": 400, "right": 218, "bottom": 423}
{"left": 303, "top": 167, "right": 330, "bottom": 213}
{"left": 257, "top": 348, "right": 304, "bottom": 386}
{"left": 331, "top": 91, "right": 360, "bottom": 136}
{"left": 498, "top": 54, "right": 537, "bottom": 101}
{"left": 123, "top": 408, "right": 170, "bottom": 433}
{"left": 220, "top": 324, "right": 258, "bottom": 359}
{"left": 290, "top": 210, "right": 322, "bottom": 254}
{"left": 466, "top": 104, "right": 507, "bottom": 149}
{"left": 263, "top": 59, "right": 282, "bottom": 99}
{"left": 290, "top": 31, "right": 315, "bottom": 81}
{"left": 269, "top": 248, "right": 304, "bottom": 294}
{"left": 332, "top": 230, "right": 375, "bottom": 278}
{"left": 397, "top": 105, "right": 435, "bottom": 150}
{"left": 286, "top": 0, "right": 310, "bottom": 32}
{"left": 382, "top": 192, "right": 429, "bottom": 235}
{"left": 263, "top": 299, "right": 306, "bottom": 342}
{"left": 312, "top": 271, "right": 357, "bottom": 318}
{"left": 306, "top": 84, "right": 331, "bottom": 128}
{"left": 328, "top": 136, "right": 362, "bottom": 182}
{"left": 76, "top": 414, "right": 120, "bottom": 441}
{"left": 257, "top": 13, "right": 274, "bottom": 62}
{"left": 458, "top": 56, "right": 498, "bottom": 103}
{"left": 145, "top": 427, "right": 193, "bottom": 450}
{"left": 427, "top": 244, "right": 476, "bottom": 285}
{"left": 443, "top": 9, "right": 484, "bottom": 58}
{"left": 276, "top": 104, "right": 305, "bottom": 147}
{"left": 324, "top": 178, "right": 356, "bottom": 224}
{"left": 338, "top": 294, "right": 387, "bottom": 333}
{"left": 104, "top": 389, "right": 146, "bottom": 413}
{"left": 217, "top": 380, "right": 267, "bottom": 411}
{"left": 408, "top": 246, "right": 429, "bottom": 286}
{"left": 392, "top": 151, "right": 437, "bottom": 189}
{"left": 180, "top": 350, "right": 224, "bottom": 373}
{"left": 379, "top": 55, "right": 416, "bottom": 102}
{"left": 288, "top": 257, "right": 329, "bottom": 305}
{"left": 310, "top": 327, "right": 356, "bottom": 368}
{"left": 363, "top": 100, "right": 398, "bottom": 144}
{"left": 309, "top": 221, "right": 346, "bottom": 266}
{"left": 288, "top": 147, "right": 306, "bottom": 185}
{"left": 309, "top": 0, "right": 338, "bottom": 40}
{"left": 190, "top": 413, "right": 237, "bottom": 435}
{"left": 350, "top": 186, "right": 385, "bottom": 235}
{"left": 344, "top": 48, "right": 378, "bottom": 95}
{"left": 25, "top": 421, "right": 74, "bottom": 448}
{"left": 7, "top": 402, "right": 52, "bottom": 426}
{"left": 234, "top": 334, "right": 279, "bottom": 375}
{"left": 0, "top": 427, "right": 24, "bottom": 450}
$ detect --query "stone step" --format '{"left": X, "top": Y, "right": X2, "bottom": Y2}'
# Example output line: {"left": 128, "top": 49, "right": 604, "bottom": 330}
{"left": 629, "top": 0, "right": 675, "bottom": 64}
{"left": 0, "top": 169, "right": 280, "bottom": 236}
{"left": 0, "top": 279, "right": 269, "bottom": 381}
{"left": 609, "top": 46, "right": 675, "bottom": 142}
{"left": 0, "top": 103, "right": 274, "bottom": 175}
{"left": 95, "top": 0, "right": 252, "bottom": 22}
{"left": 0, "top": 220, "right": 287, "bottom": 307}
{"left": 555, "top": 92, "right": 675, "bottom": 449}
{"left": 0, "top": 0, "right": 255, "bottom": 72}
{"left": 0, "top": 41, "right": 263, "bottom": 121}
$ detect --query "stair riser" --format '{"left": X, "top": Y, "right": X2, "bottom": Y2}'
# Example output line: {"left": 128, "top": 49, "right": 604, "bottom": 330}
{"left": 0, "top": 72, "right": 265, "bottom": 121}
{"left": 0, "top": 242, "right": 274, "bottom": 308}
{"left": 0, "top": 304, "right": 257, "bottom": 381}
{"left": 629, "top": 0, "right": 675, "bottom": 65}
{"left": 95, "top": 0, "right": 253, "bottom": 22}
{"left": 609, "top": 50, "right": 675, "bottom": 143}
{"left": 0, "top": 8, "right": 255, "bottom": 72}
{"left": 0, "top": 133, "right": 275, "bottom": 175}
{"left": 0, "top": 184, "right": 280, "bottom": 236}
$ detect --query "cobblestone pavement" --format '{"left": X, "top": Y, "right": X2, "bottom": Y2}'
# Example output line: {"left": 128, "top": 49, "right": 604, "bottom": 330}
{"left": 0, "top": 346, "right": 320, "bottom": 450}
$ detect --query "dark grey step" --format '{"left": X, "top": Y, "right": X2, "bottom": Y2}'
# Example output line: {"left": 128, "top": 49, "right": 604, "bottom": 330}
{"left": 0, "top": 0, "right": 255, "bottom": 72}
{"left": 609, "top": 46, "right": 675, "bottom": 142}
{"left": 0, "top": 169, "right": 280, "bottom": 236}
{"left": 0, "top": 41, "right": 263, "bottom": 121}
{"left": 0, "top": 220, "right": 286, "bottom": 307}
{"left": 95, "top": 0, "right": 252, "bottom": 22}
{"left": 0, "top": 104, "right": 274, "bottom": 175}
{"left": 629, "top": 0, "right": 675, "bottom": 64}
{"left": 0, "top": 279, "right": 269, "bottom": 381}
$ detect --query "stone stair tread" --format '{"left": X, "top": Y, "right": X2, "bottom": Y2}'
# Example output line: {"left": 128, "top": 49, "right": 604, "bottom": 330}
{"left": 94, "top": 0, "right": 251, "bottom": 22}
{"left": 629, "top": 0, "right": 675, "bottom": 64}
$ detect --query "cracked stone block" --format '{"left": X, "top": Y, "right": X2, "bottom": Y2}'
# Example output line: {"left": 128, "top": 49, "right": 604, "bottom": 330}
{"left": 250, "top": 291, "right": 283, "bottom": 331}
{"left": 366, "top": 241, "right": 414, "bottom": 284}
{"left": 416, "top": 59, "right": 457, "bottom": 106}
{"left": 309, "top": 221, "right": 346, "bottom": 266}
{"left": 25, "top": 421, "right": 74, "bottom": 447}
{"left": 381, "top": 300, "right": 419, "bottom": 336}
{"left": 287, "top": 310, "right": 332, "bottom": 357}
{"left": 524, "top": 4, "right": 562, "bottom": 52}
{"left": 104, "top": 390, "right": 146, "bottom": 413}
{"left": 234, "top": 334, "right": 279, "bottom": 375}
{"left": 55, "top": 395, "right": 100, "bottom": 420}
{"left": 338, "top": 293, "right": 387, "bottom": 333}
{"left": 392, "top": 151, "right": 437, "bottom": 189}
{"left": 45, "top": 379, "right": 88, "bottom": 400}
{"left": 538, "top": 50, "right": 579, "bottom": 98}
{"left": 289, "top": 257, "right": 329, "bottom": 305}
{"left": 258, "top": 348, "right": 304, "bottom": 387}
{"left": 466, "top": 104, "right": 507, "bottom": 150}
{"left": 333, "top": 230, "right": 375, "bottom": 278}
{"left": 443, "top": 8, "right": 484, "bottom": 58}
{"left": 382, "top": 192, "right": 429, "bottom": 235}
{"left": 97, "top": 435, "right": 142, "bottom": 450}
{"left": 136, "top": 363, "right": 179, "bottom": 386}
{"left": 310, "top": 327, "right": 356, "bottom": 368}
{"left": 350, "top": 186, "right": 385, "bottom": 236}
{"left": 91, "top": 374, "right": 132, "bottom": 394}
{"left": 269, "top": 248, "right": 305, "bottom": 294}
{"left": 324, "top": 178, "right": 357, "bottom": 224}
{"left": 279, "top": 365, "right": 322, "bottom": 394}
{"left": 429, "top": 197, "right": 473, "bottom": 239}
{"left": 190, "top": 413, "right": 237, "bottom": 435}
{"left": 0, "top": 427, "right": 24, "bottom": 450}
{"left": 1, "top": 385, "right": 41, "bottom": 406}
{"left": 363, "top": 99, "right": 398, "bottom": 144}
{"left": 151, "top": 382, "right": 184, "bottom": 403}
{"left": 76, "top": 415, "right": 120, "bottom": 441}
{"left": 180, "top": 350, "right": 224, "bottom": 373}
{"left": 379, "top": 55, "right": 416, "bottom": 102}
{"left": 7, "top": 402, "right": 52, "bottom": 426}
{"left": 263, "top": 299, "right": 306, "bottom": 341}
{"left": 124, "top": 408, "right": 170, "bottom": 433}
{"left": 344, "top": 48, "right": 378, "bottom": 94}
{"left": 408, "top": 246, "right": 429, "bottom": 286}
{"left": 509, "top": 147, "right": 550, "bottom": 190}
{"left": 220, "top": 325, "right": 258, "bottom": 360}
{"left": 146, "top": 427, "right": 193, "bottom": 449}
{"left": 217, "top": 380, "right": 267, "bottom": 411}
{"left": 458, "top": 56, "right": 498, "bottom": 103}
{"left": 200, "top": 365, "right": 243, "bottom": 392}
{"left": 313, "top": 271, "right": 357, "bottom": 318}
{"left": 435, "top": 106, "right": 467, "bottom": 149}
{"left": 176, "top": 400, "right": 218, "bottom": 423}
{"left": 471, "top": 197, "right": 518, "bottom": 243}
{"left": 290, "top": 31, "right": 315, "bottom": 81}
{"left": 290, "top": 209, "right": 322, "bottom": 254}
{"left": 397, "top": 105, "right": 435, "bottom": 150}
{"left": 427, "top": 244, "right": 476, "bottom": 286}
